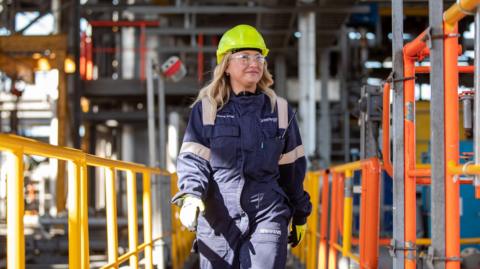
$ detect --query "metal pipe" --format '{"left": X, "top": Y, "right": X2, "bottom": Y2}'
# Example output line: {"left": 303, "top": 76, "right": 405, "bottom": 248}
{"left": 415, "top": 65, "right": 474, "bottom": 74}
{"left": 89, "top": 20, "right": 159, "bottom": 27}
{"left": 444, "top": 22, "right": 461, "bottom": 269}
{"left": 105, "top": 167, "right": 119, "bottom": 267}
{"left": 126, "top": 170, "right": 139, "bottom": 267}
{"left": 391, "top": 0, "right": 406, "bottom": 267}
{"left": 317, "top": 171, "right": 330, "bottom": 269}
{"left": 320, "top": 50, "right": 331, "bottom": 167}
{"left": 403, "top": 52, "right": 417, "bottom": 269}
{"left": 79, "top": 161, "right": 90, "bottom": 269}
{"left": 362, "top": 159, "right": 380, "bottom": 268}
{"left": 444, "top": 0, "right": 480, "bottom": 27}
{"left": 142, "top": 172, "right": 153, "bottom": 269}
{"left": 327, "top": 172, "right": 339, "bottom": 269}
{"left": 6, "top": 149, "right": 25, "bottom": 269}
{"left": 146, "top": 56, "right": 158, "bottom": 168}
{"left": 342, "top": 171, "right": 353, "bottom": 264}
{"left": 67, "top": 161, "right": 81, "bottom": 269}
{"left": 474, "top": 8, "right": 480, "bottom": 199}
{"left": 156, "top": 71, "right": 167, "bottom": 269}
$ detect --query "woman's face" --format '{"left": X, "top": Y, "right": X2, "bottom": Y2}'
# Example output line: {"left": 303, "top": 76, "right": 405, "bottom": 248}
{"left": 226, "top": 50, "right": 265, "bottom": 90}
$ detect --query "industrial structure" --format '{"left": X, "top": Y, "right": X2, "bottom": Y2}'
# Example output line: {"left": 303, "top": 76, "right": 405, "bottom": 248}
{"left": 1, "top": 0, "right": 480, "bottom": 268}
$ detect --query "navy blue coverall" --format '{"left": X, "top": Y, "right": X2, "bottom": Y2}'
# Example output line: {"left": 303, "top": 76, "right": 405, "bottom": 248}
{"left": 172, "top": 91, "right": 312, "bottom": 269}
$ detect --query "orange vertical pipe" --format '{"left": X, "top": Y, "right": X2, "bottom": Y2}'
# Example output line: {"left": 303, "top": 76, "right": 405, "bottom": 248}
{"left": 336, "top": 174, "right": 345, "bottom": 236}
{"left": 403, "top": 51, "right": 417, "bottom": 269}
{"left": 382, "top": 83, "right": 393, "bottom": 177}
{"left": 444, "top": 22, "right": 461, "bottom": 269}
{"left": 86, "top": 35, "right": 93, "bottom": 81}
{"left": 363, "top": 158, "right": 381, "bottom": 268}
{"left": 359, "top": 165, "right": 368, "bottom": 265}
{"left": 318, "top": 171, "right": 330, "bottom": 269}
{"left": 328, "top": 172, "right": 338, "bottom": 269}
{"left": 80, "top": 32, "right": 86, "bottom": 79}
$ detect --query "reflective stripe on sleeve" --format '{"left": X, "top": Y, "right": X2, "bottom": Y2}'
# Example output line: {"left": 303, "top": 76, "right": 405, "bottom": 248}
{"left": 276, "top": 97, "right": 288, "bottom": 129}
{"left": 278, "top": 145, "right": 305, "bottom": 165}
{"left": 180, "top": 142, "right": 211, "bottom": 161}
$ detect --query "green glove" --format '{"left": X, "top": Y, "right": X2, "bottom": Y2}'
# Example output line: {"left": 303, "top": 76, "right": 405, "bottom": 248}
{"left": 179, "top": 196, "right": 205, "bottom": 231}
{"left": 288, "top": 224, "right": 306, "bottom": 247}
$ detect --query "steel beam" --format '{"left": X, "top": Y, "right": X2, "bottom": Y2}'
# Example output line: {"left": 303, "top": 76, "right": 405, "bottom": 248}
{"left": 391, "top": 0, "right": 405, "bottom": 268}
{"left": 83, "top": 4, "right": 370, "bottom": 14}
{"left": 429, "top": 0, "right": 446, "bottom": 268}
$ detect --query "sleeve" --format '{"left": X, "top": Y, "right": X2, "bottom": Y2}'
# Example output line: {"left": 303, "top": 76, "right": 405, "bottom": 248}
{"left": 278, "top": 105, "right": 312, "bottom": 225}
{"left": 171, "top": 101, "right": 211, "bottom": 206}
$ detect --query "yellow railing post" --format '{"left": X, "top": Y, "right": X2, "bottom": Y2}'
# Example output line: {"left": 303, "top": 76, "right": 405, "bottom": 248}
{"left": 342, "top": 170, "right": 354, "bottom": 261}
{"left": 105, "top": 167, "right": 119, "bottom": 269}
{"left": 79, "top": 158, "right": 90, "bottom": 269}
{"left": 126, "top": 170, "right": 139, "bottom": 268}
{"left": 143, "top": 172, "right": 153, "bottom": 269}
{"left": 6, "top": 148, "right": 25, "bottom": 269}
{"left": 68, "top": 160, "right": 81, "bottom": 269}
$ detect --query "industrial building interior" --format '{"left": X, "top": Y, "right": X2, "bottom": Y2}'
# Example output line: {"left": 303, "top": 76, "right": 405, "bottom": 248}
{"left": 1, "top": 0, "right": 480, "bottom": 268}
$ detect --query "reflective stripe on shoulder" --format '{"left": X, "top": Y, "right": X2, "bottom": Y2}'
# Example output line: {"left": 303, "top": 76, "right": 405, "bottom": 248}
{"left": 278, "top": 145, "right": 305, "bottom": 165}
{"left": 201, "top": 97, "right": 216, "bottom": 125}
{"left": 276, "top": 97, "right": 288, "bottom": 129}
{"left": 180, "top": 142, "right": 211, "bottom": 161}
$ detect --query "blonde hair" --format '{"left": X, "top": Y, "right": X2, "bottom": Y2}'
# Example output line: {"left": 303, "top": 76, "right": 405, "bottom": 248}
{"left": 193, "top": 52, "right": 277, "bottom": 112}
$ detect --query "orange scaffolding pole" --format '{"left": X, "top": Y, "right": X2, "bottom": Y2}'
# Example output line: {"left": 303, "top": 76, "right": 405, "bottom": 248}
{"left": 361, "top": 159, "right": 381, "bottom": 268}
{"left": 327, "top": 172, "right": 339, "bottom": 269}
{"left": 403, "top": 42, "right": 420, "bottom": 269}
{"left": 318, "top": 171, "right": 330, "bottom": 269}
{"left": 444, "top": 22, "right": 461, "bottom": 269}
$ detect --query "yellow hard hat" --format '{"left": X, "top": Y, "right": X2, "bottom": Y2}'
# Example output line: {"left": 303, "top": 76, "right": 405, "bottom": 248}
{"left": 216, "top": 24, "right": 269, "bottom": 64}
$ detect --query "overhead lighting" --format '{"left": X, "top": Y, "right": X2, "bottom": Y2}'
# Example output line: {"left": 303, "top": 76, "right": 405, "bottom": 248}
{"left": 64, "top": 56, "right": 76, "bottom": 74}
{"left": 37, "top": 57, "right": 51, "bottom": 71}
{"left": 105, "top": 119, "right": 119, "bottom": 128}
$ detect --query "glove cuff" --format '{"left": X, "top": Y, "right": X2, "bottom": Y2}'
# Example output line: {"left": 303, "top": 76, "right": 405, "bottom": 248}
{"left": 292, "top": 215, "right": 307, "bottom": 226}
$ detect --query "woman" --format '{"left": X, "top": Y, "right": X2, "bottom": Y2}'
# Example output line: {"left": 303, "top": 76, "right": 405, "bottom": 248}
{"left": 172, "top": 24, "right": 311, "bottom": 269}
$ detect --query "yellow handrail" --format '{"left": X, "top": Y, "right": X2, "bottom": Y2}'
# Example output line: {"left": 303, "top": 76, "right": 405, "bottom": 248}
{"left": 0, "top": 134, "right": 170, "bottom": 269}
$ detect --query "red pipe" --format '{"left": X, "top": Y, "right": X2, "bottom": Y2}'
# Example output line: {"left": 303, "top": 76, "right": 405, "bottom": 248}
{"left": 89, "top": 20, "right": 159, "bottom": 27}
{"left": 197, "top": 34, "right": 204, "bottom": 83}
{"left": 139, "top": 25, "right": 146, "bottom": 80}
{"left": 86, "top": 36, "right": 93, "bottom": 81}
{"left": 80, "top": 32, "right": 86, "bottom": 79}
{"left": 382, "top": 83, "right": 393, "bottom": 177}
{"left": 444, "top": 22, "right": 461, "bottom": 269}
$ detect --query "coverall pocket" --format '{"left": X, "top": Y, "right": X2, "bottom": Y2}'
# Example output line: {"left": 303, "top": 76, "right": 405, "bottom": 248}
{"left": 210, "top": 125, "right": 239, "bottom": 168}
{"left": 260, "top": 138, "right": 285, "bottom": 174}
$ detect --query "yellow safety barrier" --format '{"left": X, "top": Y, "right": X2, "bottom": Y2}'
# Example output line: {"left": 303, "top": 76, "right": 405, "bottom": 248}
{"left": 170, "top": 173, "right": 196, "bottom": 269}
{"left": 290, "top": 171, "right": 321, "bottom": 269}
{"left": 0, "top": 134, "right": 182, "bottom": 269}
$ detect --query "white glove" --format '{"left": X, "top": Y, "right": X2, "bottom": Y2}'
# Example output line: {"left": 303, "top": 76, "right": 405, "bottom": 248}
{"left": 179, "top": 196, "right": 205, "bottom": 231}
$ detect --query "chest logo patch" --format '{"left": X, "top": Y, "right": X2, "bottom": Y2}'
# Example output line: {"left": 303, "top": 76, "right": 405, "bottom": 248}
{"left": 260, "top": 117, "right": 278, "bottom": 123}
{"left": 217, "top": 114, "right": 235, "bottom": 119}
